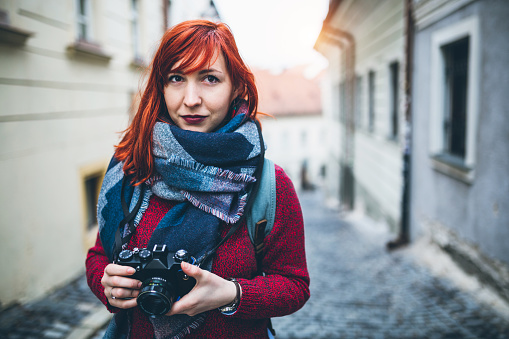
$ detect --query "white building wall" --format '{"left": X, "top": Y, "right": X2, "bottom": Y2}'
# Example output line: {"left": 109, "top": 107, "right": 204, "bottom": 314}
{"left": 316, "top": 0, "right": 405, "bottom": 229}
{"left": 319, "top": 45, "right": 342, "bottom": 206}
{"left": 262, "top": 115, "right": 327, "bottom": 192}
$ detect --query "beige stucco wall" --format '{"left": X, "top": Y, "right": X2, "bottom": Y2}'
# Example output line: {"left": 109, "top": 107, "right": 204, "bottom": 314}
{"left": 0, "top": 0, "right": 166, "bottom": 307}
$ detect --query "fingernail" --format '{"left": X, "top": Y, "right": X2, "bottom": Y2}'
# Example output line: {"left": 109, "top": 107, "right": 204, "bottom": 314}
{"left": 181, "top": 262, "right": 189, "bottom": 269}
{"left": 127, "top": 267, "right": 135, "bottom": 274}
{"left": 137, "top": 281, "right": 142, "bottom": 288}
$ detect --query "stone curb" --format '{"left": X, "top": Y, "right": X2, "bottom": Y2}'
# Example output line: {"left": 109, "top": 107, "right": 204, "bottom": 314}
{"left": 65, "top": 306, "right": 111, "bottom": 339}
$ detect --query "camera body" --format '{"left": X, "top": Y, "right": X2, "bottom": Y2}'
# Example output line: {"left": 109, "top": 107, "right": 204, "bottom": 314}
{"left": 115, "top": 244, "right": 196, "bottom": 317}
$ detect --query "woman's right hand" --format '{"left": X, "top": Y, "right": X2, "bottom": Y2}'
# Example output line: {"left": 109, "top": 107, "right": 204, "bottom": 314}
{"left": 101, "top": 264, "right": 142, "bottom": 309}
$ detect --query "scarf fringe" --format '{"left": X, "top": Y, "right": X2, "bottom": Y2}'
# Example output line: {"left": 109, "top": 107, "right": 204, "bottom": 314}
{"left": 168, "top": 155, "right": 256, "bottom": 184}
{"left": 133, "top": 187, "right": 152, "bottom": 227}
{"left": 183, "top": 191, "right": 248, "bottom": 224}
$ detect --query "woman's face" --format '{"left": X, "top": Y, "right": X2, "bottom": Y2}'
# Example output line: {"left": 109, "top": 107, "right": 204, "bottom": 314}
{"left": 164, "top": 52, "right": 238, "bottom": 133}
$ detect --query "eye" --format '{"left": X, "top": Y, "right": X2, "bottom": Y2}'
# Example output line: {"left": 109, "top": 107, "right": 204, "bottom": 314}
{"left": 204, "top": 75, "right": 219, "bottom": 84}
{"left": 168, "top": 74, "right": 184, "bottom": 83}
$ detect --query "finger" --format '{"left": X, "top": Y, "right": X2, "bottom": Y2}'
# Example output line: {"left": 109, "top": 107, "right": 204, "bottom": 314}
{"left": 166, "top": 293, "right": 197, "bottom": 316}
{"left": 109, "top": 295, "right": 138, "bottom": 309}
{"left": 111, "top": 287, "right": 140, "bottom": 300}
{"left": 180, "top": 261, "right": 202, "bottom": 280}
{"left": 105, "top": 264, "right": 136, "bottom": 277}
{"left": 111, "top": 275, "right": 142, "bottom": 289}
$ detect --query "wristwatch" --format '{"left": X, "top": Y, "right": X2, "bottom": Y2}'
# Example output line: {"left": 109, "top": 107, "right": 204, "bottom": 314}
{"left": 218, "top": 278, "right": 241, "bottom": 314}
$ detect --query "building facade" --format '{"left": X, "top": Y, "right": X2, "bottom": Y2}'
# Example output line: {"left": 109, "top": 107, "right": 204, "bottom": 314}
{"left": 410, "top": 0, "right": 509, "bottom": 301}
{"left": 315, "top": 0, "right": 406, "bottom": 230}
{"left": 0, "top": 0, "right": 219, "bottom": 307}
{"left": 254, "top": 67, "right": 326, "bottom": 191}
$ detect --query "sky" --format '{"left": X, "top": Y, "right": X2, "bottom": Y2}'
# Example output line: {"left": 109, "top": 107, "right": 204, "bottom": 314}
{"left": 213, "top": 0, "right": 330, "bottom": 74}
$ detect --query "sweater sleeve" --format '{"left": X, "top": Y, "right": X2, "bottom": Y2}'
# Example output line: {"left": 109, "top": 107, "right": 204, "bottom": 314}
{"left": 85, "top": 233, "right": 120, "bottom": 313}
{"left": 233, "top": 165, "right": 310, "bottom": 319}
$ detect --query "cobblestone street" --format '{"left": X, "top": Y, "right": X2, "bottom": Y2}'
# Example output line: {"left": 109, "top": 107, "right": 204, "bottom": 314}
{"left": 272, "top": 191, "right": 509, "bottom": 339}
{"left": 1, "top": 190, "right": 509, "bottom": 338}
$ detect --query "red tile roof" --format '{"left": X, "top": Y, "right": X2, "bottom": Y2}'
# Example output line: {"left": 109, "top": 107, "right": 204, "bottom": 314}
{"left": 253, "top": 66, "right": 323, "bottom": 117}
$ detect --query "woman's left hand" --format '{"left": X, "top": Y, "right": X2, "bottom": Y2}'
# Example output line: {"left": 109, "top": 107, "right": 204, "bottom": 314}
{"left": 166, "top": 261, "right": 239, "bottom": 317}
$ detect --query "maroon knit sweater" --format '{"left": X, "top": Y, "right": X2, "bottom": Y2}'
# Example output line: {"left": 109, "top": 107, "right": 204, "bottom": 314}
{"left": 86, "top": 165, "right": 309, "bottom": 338}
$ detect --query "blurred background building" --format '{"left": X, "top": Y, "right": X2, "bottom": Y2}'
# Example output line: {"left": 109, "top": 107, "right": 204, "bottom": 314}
{"left": 255, "top": 66, "right": 326, "bottom": 191}
{"left": 315, "top": 0, "right": 509, "bottom": 303}
{"left": 0, "top": 0, "right": 219, "bottom": 308}
{"left": 410, "top": 0, "right": 509, "bottom": 302}
{"left": 315, "top": 0, "right": 405, "bottom": 230}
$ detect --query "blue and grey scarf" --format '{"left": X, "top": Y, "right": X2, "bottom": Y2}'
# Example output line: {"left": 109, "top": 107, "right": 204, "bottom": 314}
{"left": 98, "top": 101, "right": 263, "bottom": 339}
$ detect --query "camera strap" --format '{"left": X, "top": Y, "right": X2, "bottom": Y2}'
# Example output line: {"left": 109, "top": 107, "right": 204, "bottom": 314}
{"left": 195, "top": 119, "right": 266, "bottom": 267}
{"left": 113, "top": 177, "right": 147, "bottom": 261}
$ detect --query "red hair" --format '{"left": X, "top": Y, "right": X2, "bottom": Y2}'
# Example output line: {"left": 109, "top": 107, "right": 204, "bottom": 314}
{"left": 115, "top": 20, "right": 259, "bottom": 185}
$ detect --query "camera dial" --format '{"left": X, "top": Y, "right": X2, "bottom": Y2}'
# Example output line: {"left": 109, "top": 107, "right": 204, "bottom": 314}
{"left": 118, "top": 250, "right": 133, "bottom": 262}
{"left": 139, "top": 248, "right": 152, "bottom": 261}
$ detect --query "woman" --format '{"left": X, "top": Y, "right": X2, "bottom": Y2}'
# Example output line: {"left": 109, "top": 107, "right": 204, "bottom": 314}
{"left": 86, "top": 20, "right": 309, "bottom": 339}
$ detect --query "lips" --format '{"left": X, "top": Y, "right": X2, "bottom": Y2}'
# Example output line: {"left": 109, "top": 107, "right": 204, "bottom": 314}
{"left": 181, "top": 115, "right": 206, "bottom": 124}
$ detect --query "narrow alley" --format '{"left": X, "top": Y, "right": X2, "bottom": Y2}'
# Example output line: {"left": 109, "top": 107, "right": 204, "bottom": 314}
{"left": 1, "top": 190, "right": 509, "bottom": 339}
{"left": 273, "top": 191, "right": 509, "bottom": 338}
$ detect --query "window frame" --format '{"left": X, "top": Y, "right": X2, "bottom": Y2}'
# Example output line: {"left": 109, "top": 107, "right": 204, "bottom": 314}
{"left": 429, "top": 16, "right": 480, "bottom": 183}
{"left": 76, "top": 0, "right": 93, "bottom": 42}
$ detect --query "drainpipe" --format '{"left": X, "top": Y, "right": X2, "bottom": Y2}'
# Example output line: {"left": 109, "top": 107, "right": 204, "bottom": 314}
{"left": 387, "top": 0, "right": 414, "bottom": 250}
{"left": 321, "top": 26, "right": 356, "bottom": 210}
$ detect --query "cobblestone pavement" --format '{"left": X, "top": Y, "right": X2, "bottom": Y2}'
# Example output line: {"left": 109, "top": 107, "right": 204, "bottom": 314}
{"left": 1, "top": 190, "right": 509, "bottom": 339}
{"left": 272, "top": 191, "right": 509, "bottom": 339}
{"left": 0, "top": 274, "right": 110, "bottom": 339}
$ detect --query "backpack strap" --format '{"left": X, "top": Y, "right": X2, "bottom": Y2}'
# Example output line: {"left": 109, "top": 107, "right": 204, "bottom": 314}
{"left": 247, "top": 158, "right": 277, "bottom": 337}
{"left": 247, "top": 158, "right": 276, "bottom": 269}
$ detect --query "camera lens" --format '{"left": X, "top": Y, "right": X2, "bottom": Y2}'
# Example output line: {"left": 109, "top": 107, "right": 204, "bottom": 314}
{"left": 137, "top": 277, "right": 175, "bottom": 316}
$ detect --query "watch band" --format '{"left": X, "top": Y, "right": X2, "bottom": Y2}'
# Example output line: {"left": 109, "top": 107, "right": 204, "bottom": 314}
{"left": 218, "top": 278, "right": 240, "bottom": 314}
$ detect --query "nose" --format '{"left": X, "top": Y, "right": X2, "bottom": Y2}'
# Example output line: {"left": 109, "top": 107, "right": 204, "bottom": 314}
{"left": 183, "top": 83, "right": 201, "bottom": 107}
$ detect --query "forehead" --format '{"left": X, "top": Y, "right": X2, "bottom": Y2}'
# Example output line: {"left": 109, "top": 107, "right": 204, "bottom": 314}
{"left": 170, "top": 49, "right": 226, "bottom": 73}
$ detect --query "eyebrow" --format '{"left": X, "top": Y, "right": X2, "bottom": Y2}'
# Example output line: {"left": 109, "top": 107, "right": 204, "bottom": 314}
{"left": 198, "top": 68, "right": 222, "bottom": 74}
{"left": 169, "top": 68, "right": 223, "bottom": 75}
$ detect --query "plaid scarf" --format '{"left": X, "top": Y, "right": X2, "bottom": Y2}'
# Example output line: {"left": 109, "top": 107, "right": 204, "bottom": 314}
{"left": 97, "top": 101, "right": 263, "bottom": 339}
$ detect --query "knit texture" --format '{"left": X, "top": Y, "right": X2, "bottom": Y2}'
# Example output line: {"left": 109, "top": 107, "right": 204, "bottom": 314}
{"left": 86, "top": 165, "right": 309, "bottom": 338}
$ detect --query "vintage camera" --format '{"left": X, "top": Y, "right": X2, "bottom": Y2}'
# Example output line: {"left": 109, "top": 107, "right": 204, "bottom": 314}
{"left": 115, "top": 245, "right": 197, "bottom": 317}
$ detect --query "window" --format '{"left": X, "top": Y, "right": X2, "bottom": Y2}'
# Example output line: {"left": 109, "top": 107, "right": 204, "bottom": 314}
{"left": 429, "top": 16, "right": 480, "bottom": 183}
{"left": 389, "top": 62, "right": 400, "bottom": 139}
{"left": 165, "top": 0, "right": 172, "bottom": 28}
{"left": 80, "top": 162, "right": 107, "bottom": 250}
{"left": 339, "top": 81, "right": 346, "bottom": 123}
{"left": 355, "top": 75, "right": 362, "bottom": 129}
{"left": 84, "top": 173, "right": 102, "bottom": 231}
{"left": 69, "top": 0, "right": 111, "bottom": 62}
{"left": 368, "top": 70, "right": 376, "bottom": 133}
{"left": 76, "top": 0, "right": 92, "bottom": 41}
{"left": 131, "top": 0, "right": 141, "bottom": 59}
{"left": 442, "top": 37, "right": 468, "bottom": 158}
